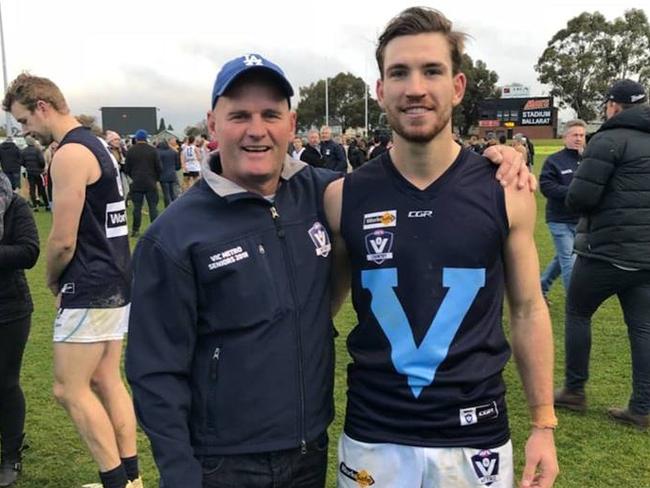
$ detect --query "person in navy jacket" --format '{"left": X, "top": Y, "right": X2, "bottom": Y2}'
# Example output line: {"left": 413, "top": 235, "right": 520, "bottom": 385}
{"left": 539, "top": 119, "right": 585, "bottom": 301}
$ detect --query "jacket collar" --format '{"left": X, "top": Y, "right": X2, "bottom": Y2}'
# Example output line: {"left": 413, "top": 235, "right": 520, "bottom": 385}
{"left": 201, "top": 152, "right": 307, "bottom": 198}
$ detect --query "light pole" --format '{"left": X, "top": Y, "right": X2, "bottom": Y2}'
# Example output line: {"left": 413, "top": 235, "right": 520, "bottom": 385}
{"left": 0, "top": 0, "right": 11, "bottom": 137}
{"left": 325, "top": 77, "right": 329, "bottom": 127}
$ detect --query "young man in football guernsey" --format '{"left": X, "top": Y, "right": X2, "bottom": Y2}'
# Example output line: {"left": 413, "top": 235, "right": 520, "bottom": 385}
{"left": 4, "top": 75, "right": 142, "bottom": 488}
{"left": 324, "top": 8, "right": 558, "bottom": 488}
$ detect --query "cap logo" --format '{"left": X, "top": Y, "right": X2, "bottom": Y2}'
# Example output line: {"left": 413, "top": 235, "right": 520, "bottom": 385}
{"left": 243, "top": 54, "right": 263, "bottom": 67}
{"left": 631, "top": 94, "right": 645, "bottom": 103}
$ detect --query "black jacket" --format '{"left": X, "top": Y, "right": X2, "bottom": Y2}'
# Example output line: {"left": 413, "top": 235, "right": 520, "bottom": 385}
{"left": 300, "top": 144, "right": 324, "bottom": 168}
{"left": 125, "top": 142, "right": 162, "bottom": 192}
{"left": 126, "top": 155, "right": 340, "bottom": 487}
{"left": 21, "top": 146, "right": 45, "bottom": 176}
{"left": 0, "top": 194, "right": 40, "bottom": 324}
{"left": 157, "top": 142, "right": 180, "bottom": 182}
{"left": 539, "top": 148, "right": 581, "bottom": 224}
{"left": 566, "top": 104, "right": 650, "bottom": 269}
{"left": 0, "top": 141, "right": 22, "bottom": 173}
{"left": 320, "top": 140, "right": 347, "bottom": 172}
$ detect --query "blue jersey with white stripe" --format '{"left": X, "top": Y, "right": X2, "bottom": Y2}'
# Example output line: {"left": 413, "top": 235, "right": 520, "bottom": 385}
{"left": 57, "top": 127, "right": 131, "bottom": 309}
{"left": 341, "top": 148, "right": 511, "bottom": 448}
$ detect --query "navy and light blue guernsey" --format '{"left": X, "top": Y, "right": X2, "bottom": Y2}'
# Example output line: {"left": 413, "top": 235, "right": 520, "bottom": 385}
{"left": 341, "top": 148, "right": 511, "bottom": 449}
{"left": 57, "top": 126, "right": 131, "bottom": 309}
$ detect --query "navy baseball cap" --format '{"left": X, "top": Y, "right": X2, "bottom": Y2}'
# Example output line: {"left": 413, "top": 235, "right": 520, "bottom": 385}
{"left": 605, "top": 79, "right": 647, "bottom": 104}
{"left": 211, "top": 53, "right": 294, "bottom": 109}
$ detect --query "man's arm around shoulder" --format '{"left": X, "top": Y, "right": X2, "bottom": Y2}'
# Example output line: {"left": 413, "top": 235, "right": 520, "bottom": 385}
{"left": 503, "top": 185, "right": 558, "bottom": 488}
{"left": 323, "top": 177, "right": 350, "bottom": 316}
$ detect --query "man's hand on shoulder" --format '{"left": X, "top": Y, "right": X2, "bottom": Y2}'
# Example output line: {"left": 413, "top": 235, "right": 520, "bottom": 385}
{"left": 484, "top": 145, "right": 537, "bottom": 192}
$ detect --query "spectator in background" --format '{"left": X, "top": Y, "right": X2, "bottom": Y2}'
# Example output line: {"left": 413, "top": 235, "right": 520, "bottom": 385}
{"left": 0, "top": 172, "right": 39, "bottom": 487}
{"left": 300, "top": 129, "right": 324, "bottom": 167}
{"left": 499, "top": 134, "right": 507, "bottom": 145}
{"left": 291, "top": 136, "right": 305, "bottom": 160}
{"left": 157, "top": 139, "right": 180, "bottom": 208}
{"left": 347, "top": 138, "right": 365, "bottom": 170}
{"left": 539, "top": 119, "right": 585, "bottom": 303}
{"left": 125, "top": 129, "right": 161, "bottom": 237}
{"left": 526, "top": 136, "right": 535, "bottom": 167}
{"left": 21, "top": 136, "right": 49, "bottom": 211}
{"left": 43, "top": 141, "right": 58, "bottom": 206}
{"left": 368, "top": 133, "right": 389, "bottom": 160}
{"left": 180, "top": 135, "right": 201, "bottom": 190}
{"left": 556, "top": 79, "right": 650, "bottom": 429}
{"left": 0, "top": 138, "right": 21, "bottom": 191}
{"left": 320, "top": 125, "right": 347, "bottom": 171}
{"left": 105, "top": 131, "right": 129, "bottom": 207}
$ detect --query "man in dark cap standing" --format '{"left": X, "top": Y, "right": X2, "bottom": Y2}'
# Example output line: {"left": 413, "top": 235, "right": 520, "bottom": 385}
{"left": 555, "top": 79, "right": 650, "bottom": 430}
{"left": 124, "top": 130, "right": 161, "bottom": 237}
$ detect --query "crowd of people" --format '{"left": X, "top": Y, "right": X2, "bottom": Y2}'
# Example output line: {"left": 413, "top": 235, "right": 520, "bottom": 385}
{"left": 0, "top": 6, "right": 649, "bottom": 488}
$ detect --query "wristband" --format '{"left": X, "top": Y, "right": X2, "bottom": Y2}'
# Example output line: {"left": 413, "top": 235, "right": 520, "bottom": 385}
{"left": 530, "top": 404, "right": 558, "bottom": 430}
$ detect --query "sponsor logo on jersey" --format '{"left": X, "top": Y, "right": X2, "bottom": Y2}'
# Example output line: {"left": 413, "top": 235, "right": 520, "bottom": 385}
{"left": 208, "top": 246, "right": 250, "bottom": 271}
{"left": 105, "top": 201, "right": 128, "bottom": 238}
{"left": 363, "top": 210, "right": 397, "bottom": 230}
{"left": 471, "top": 450, "right": 500, "bottom": 486}
{"left": 408, "top": 210, "right": 433, "bottom": 218}
{"left": 308, "top": 222, "right": 331, "bottom": 257}
{"left": 459, "top": 401, "right": 499, "bottom": 426}
{"left": 339, "top": 462, "right": 375, "bottom": 487}
{"left": 365, "top": 230, "right": 394, "bottom": 264}
{"left": 560, "top": 169, "right": 573, "bottom": 175}
{"left": 61, "top": 282, "right": 76, "bottom": 294}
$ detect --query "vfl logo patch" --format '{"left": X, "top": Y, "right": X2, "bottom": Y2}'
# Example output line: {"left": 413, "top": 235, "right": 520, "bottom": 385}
{"left": 105, "top": 201, "right": 128, "bottom": 238}
{"left": 363, "top": 210, "right": 396, "bottom": 230}
{"left": 61, "top": 283, "right": 76, "bottom": 295}
{"left": 308, "top": 222, "right": 331, "bottom": 257}
{"left": 339, "top": 463, "right": 375, "bottom": 487}
{"left": 365, "top": 230, "right": 394, "bottom": 264}
{"left": 208, "top": 246, "right": 250, "bottom": 270}
{"left": 560, "top": 169, "right": 573, "bottom": 175}
{"left": 459, "top": 401, "right": 499, "bottom": 426}
{"left": 471, "top": 450, "right": 500, "bottom": 486}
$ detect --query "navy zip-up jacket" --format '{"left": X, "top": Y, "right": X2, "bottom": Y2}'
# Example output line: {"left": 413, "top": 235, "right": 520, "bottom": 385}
{"left": 126, "top": 155, "right": 340, "bottom": 487}
{"left": 539, "top": 147, "right": 580, "bottom": 224}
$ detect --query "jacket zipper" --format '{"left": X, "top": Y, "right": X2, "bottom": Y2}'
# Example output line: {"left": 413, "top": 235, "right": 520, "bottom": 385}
{"left": 269, "top": 205, "right": 308, "bottom": 454}
{"left": 210, "top": 346, "right": 221, "bottom": 381}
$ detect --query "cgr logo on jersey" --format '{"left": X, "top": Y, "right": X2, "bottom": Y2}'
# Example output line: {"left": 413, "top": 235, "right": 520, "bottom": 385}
{"left": 105, "top": 201, "right": 128, "bottom": 238}
{"left": 408, "top": 210, "right": 433, "bottom": 218}
{"left": 243, "top": 54, "right": 263, "bottom": 66}
{"left": 363, "top": 210, "right": 396, "bottom": 230}
{"left": 471, "top": 450, "right": 499, "bottom": 486}
{"left": 308, "top": 222, "right": 331, "bottom": 257}
{"left": 339, "top": 462, "right": 375, "bottom": 487}
{"left": 365, "top": 230, "right": 394, "bottom": 264}
{"left": 459, "top": 401, "right": 499, "bottom": 426}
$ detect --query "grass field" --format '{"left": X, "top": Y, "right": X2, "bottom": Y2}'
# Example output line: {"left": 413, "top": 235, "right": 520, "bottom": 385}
{"left": 13, "top": 146, "right": 650, "bottom": 487}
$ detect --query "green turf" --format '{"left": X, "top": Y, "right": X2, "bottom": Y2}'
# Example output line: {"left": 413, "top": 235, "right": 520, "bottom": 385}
{"left": 14, "top": 151, "right": 650, "bottom": 487}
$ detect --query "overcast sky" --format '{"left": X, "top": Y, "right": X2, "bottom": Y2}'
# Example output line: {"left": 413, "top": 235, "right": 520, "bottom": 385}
{"left": 0, "top": 0, "right": 643, "bottom": 131}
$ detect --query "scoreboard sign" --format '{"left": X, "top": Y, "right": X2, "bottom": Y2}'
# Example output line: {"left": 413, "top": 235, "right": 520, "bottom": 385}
{"left": 520, "top": 98, "right": 552, "bottom": 126}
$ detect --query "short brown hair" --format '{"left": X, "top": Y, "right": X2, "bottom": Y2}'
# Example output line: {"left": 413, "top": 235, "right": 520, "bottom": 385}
{"left": 376, "top": 7, "right": 466, "bottom": 78}
{"left": 564, "top": 119, "right": 586, "bottom": 132}
{"left": 2, "top": 73, "right": 69, "bottom": 113}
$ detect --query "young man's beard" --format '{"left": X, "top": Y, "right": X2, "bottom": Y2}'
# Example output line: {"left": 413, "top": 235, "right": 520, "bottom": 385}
{"left": 385, "top": 107, "right": 452, "bottom": 144}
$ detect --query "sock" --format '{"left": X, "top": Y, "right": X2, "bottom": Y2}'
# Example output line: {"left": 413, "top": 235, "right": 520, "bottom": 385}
{"left": 121, "top": 455, "right": 140, "bottom": 481}
{"left": 99, "top": 464, "right": 128, "bottom": 488}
